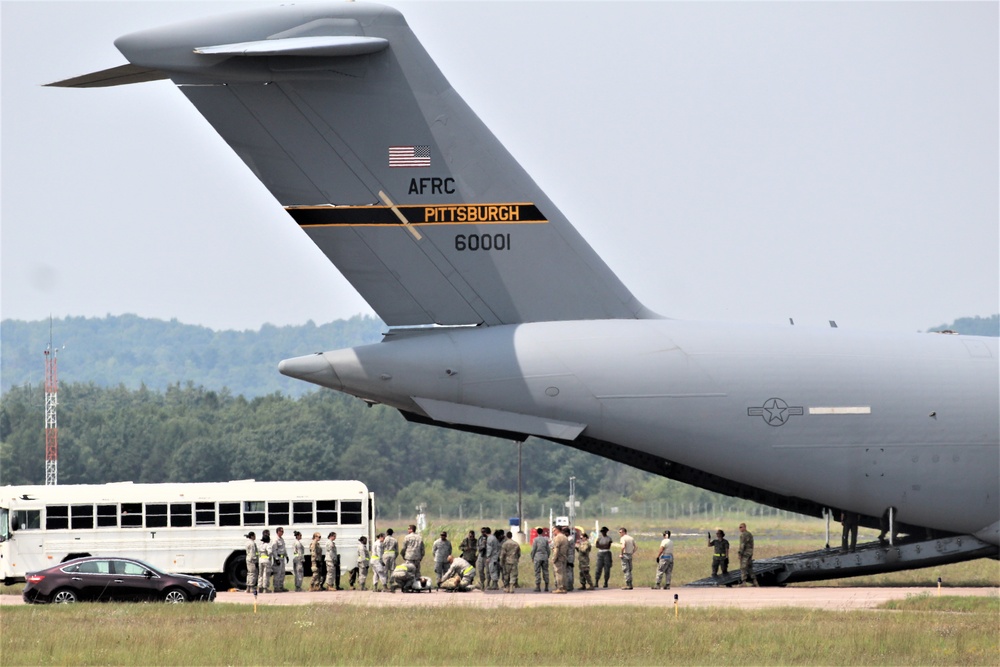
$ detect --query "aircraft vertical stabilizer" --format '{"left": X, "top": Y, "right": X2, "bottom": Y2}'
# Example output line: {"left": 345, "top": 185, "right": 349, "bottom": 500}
{"left": 53, "top": 2, "right": 653, "bottom": 328}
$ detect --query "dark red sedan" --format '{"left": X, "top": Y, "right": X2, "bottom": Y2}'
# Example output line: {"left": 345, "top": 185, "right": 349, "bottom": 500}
{"left": 22, "top": 556, "right": 216, "bottom": 603}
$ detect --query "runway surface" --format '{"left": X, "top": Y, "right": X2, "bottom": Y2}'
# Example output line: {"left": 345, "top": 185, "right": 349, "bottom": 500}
{"left": 216, "top": 586, "right": 995, "bottom": 610}
{"left": 3, "top": 586, "right": 995, "bottom": 610}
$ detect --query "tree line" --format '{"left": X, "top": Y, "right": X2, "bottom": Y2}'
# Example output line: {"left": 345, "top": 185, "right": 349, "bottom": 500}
{"left": 0, "top": 314, "right": 385, "bottom": 397}
{"left": 0, "top": 381, "right": 749, "bottom": 520}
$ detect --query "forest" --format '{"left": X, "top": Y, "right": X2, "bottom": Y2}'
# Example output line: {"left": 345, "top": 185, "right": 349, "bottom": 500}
{"left": 0, "top": 314, "right": 385, "bottom": 396}
{"left": 0, "top": 381, "right": 735, "bottom": 521}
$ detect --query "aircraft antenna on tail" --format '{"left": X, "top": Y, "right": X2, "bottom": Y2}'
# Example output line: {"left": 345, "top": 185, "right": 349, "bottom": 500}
{"left": 44, "top": 319, "right": 59, "bottom": 486}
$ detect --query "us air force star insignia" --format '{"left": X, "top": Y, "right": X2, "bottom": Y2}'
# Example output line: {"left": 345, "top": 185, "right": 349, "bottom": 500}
{"left": 747, "top": 398, "right": 804, "bottom": 427}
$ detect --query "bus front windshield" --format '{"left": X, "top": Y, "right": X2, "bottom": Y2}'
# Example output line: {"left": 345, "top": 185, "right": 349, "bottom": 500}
{"left": 0, "top": 508, "right": 9, "bottom": 542}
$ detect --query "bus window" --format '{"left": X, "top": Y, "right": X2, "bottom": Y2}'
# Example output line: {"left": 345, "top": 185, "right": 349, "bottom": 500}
{"left": 121, "top": 503, "right": 142, "bottom": 528}
{"left": 14, "top": 509, "right": 41, "bottom": 531}
{"left": 145, "top": 503, "right": 168, "bottom": 528}
{"left": 243, "top": 501, "right": 264, "bottom": 526}
{"left": 0, "top": 508, "right": 9, "bottom": 541}
{"left": 341, "top": 500, "right": 362, "bottom": 525}
{"left": 170, "top": 503, "right": 193, "bottom": 527}
{"left": 293, "top": 501, "right": 313, "bottom": 524}
{"left": 316, "top": 500, "right": 338, "bottom": 524}
{"left": 97, "top": 505, "right": 117, "bottom": 528}
{"left": 46, "top": 505, "right": 69, "bottom": 530}
{"left": 195, "top": 502, "right": 215, "bottom": 526}
{"left": 267, "top": 502, "right": 289, "bottom": 525}
{"left": 219, "top": 502, "right": 240, "bottom": 527}
{"left": 71, "top": 505, "right": 95, "bottom": 530}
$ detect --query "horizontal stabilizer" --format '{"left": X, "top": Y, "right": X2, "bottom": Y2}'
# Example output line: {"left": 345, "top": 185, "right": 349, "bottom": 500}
{"left": 194, "top": 35, "right": 389, "bottom": 57}
{"left": 46, "top": 64, "right": 167, "bottom": 88}
{"left": 413, "top": 397, "right": 586, "bottom": 441}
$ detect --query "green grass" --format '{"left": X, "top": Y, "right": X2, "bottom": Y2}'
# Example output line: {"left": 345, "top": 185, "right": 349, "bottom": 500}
{"left": 2, "top": 602, "right": 998, "bottom": 665}
{"left": 880, "top": 594, "right": 1000, "bottom": 613}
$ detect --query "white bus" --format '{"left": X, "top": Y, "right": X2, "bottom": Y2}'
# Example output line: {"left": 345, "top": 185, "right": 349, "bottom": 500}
{"left": 0, "top": 480, "right": 375, "bottom": 589}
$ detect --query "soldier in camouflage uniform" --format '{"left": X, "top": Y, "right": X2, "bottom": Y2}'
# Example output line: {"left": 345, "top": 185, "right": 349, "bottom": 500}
{"left": 653, "top": 530, "right": 673, "bottom": 590}
{"left": 244, "top": 531, "right": 258, "bottom": 593}
{"left": 707, "top": 529, "right": 730, "bottom": 578}
{"left": 476, "top": 528, "right": 489, "bottom": 590}
{"left": 550, "top": 526, "right": 569, "bottom": 593}
{"left": 257, "top": 529, "right": 272, "bottom": 593}
{"left": 431, "top": 531, "right": 452, "bottom": 588}
{"left": 309, "top": 532, "right": 325, "bottom": 591}
{"left": 530, "top": 527, "right": 550, "bottom": 592}
{"left": 737, "top": 522, "right": 757, "bottom": 586}
{"left": 618, "top": 527, "right": 636, "bottom": 590}
{"left": 391, "top": 561, "right": 417, "bottom": 592}
{"left": 439, "top": 555, "right": 476, "bottom": 592}
{"left": 594, "top": 526, "right": 613, "bottom": 588}
{"left": 565, "top": 527, "right": 576, "bottom": 591}
{"left": 575, "top": 531, "right": 594, "bottom": 590}
{"left": 499, "top": 531, "right": 521, "bottom": 592}
{"left": 271, "top": 526, "right": 288, "bottom": 592}
{"left": 485, "top": 527, "right": 501, "bottom": 590}
{"left": 371, "top": 533, "right": 387, "bottom": 592}
{"left": 460, "top": 530, "right": 478, "bottom": 565}
{"left": 325, "top": 531, "right": 342, "bottom": 591}
{"left": 402, "top": 524, "right": 425, "bottom": 579}
{"left": 382, "top": 529, "right": 398, "bottom": 592}
{"left": 291, "top": 530, "right": 305, "bottom": 592}
{"left": 355, "top": 536, "right": 370, "bottom": 591}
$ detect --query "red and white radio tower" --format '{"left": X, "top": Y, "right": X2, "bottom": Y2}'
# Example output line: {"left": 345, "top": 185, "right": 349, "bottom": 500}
{"left": 44, "top": 343, "right": 59, "bottom": 486}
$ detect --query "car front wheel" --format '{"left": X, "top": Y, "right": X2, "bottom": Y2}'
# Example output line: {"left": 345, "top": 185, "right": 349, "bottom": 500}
{"left": 51, "top": 588, "right": 79, "bottom": 604}
{"left": 163, "top": 588, "right": 189, "bottom": 603}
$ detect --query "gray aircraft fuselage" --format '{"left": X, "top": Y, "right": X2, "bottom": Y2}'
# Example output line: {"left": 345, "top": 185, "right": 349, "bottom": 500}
{"left": 280, "top": 319, "right": 999, "bottom": 545}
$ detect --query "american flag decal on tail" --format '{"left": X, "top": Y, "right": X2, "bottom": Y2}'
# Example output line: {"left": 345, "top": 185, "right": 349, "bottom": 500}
{"left": 389, "top": 145, "right": 431, "bottom": 168}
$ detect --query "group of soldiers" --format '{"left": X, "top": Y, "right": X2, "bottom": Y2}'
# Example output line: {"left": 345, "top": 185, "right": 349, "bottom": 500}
{"left": 479, "top": 524, "right": 645, "bottom": 594}
{"left": 242, "top": 521, "right": 761, "bottom": 594}
{"left": 243, "top": 526, "right": 307, "bottom": 593}
{"left": 705, "top": 522, "right": 758, "bottom": 586}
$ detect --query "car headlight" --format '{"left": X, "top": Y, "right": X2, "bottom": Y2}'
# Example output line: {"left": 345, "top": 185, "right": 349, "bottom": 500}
{"left": 187, "top": 580, "right": 210, "bottom": 588}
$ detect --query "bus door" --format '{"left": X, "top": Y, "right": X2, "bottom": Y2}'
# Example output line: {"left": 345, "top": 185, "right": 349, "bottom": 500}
{"left": 2, "top": 506, "right": 44, "bottom": 581}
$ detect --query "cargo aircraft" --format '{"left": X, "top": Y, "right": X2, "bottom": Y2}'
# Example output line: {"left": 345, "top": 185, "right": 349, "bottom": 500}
{"left": 51, "top": 2, "right": 997, "bottom": 583}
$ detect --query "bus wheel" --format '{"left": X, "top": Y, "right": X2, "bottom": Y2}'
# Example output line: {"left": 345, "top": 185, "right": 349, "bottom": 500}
{"left": 224, "top": 553, "right": 247, "bottom": 590}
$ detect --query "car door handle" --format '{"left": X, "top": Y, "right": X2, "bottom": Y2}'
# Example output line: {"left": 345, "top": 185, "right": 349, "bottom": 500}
{"left": 71, "top": 577, "right": 83, "bottom": 581}
{"left": 114, "top": 579, "right": 124, "bottom": 583}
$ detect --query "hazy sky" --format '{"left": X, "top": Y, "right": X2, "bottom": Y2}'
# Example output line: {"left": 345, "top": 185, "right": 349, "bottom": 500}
{"left": 3, "top": 0, "right": 997, "bottom": 333}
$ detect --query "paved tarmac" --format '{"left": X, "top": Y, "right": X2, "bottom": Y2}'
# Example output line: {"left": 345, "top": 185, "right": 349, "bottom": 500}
{"left": 3, "top": 586, "right": 994, "bottom": 610}
{"left": 212, "top": 586, "right": 995, "bottom": 610}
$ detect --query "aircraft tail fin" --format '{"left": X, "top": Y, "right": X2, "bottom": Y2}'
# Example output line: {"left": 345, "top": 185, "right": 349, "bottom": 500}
{"left": 68, "top": 2, "right": 653, "bottom": 326}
